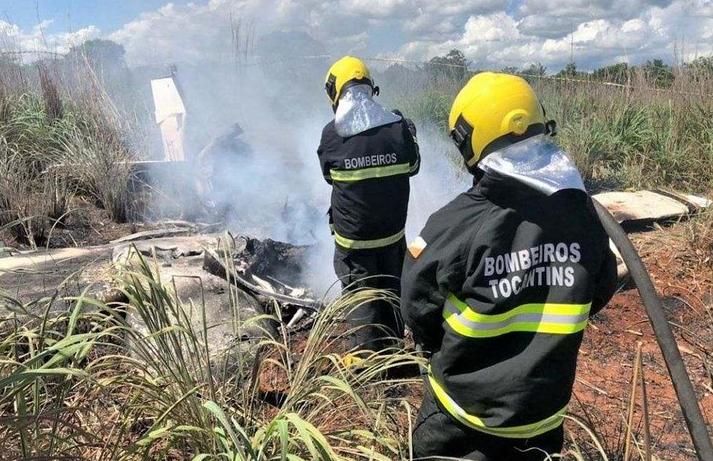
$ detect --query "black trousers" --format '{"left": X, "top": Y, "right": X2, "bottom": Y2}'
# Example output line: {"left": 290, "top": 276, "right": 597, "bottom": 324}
{"left": 333, "top": 238, "right": 406, "bottom": 351}
{"left": 412, "top": 385, "right": 564, "bottom": 461}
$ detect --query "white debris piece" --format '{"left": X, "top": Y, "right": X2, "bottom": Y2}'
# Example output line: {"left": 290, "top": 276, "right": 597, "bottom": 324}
{"left": 593, "top": 189, "right": 711, "bottom": 285}
{"left": 151, "top": 75, "right": 187, "bottom": 161}
{"left": 593, "top": 190, "right": 709, "bottom": 225}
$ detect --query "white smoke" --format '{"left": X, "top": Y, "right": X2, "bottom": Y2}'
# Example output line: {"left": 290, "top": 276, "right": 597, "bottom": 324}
{"left": 148, "top": 52, "right": 470, "bottom": 300}
{"left": 406, "top": 124, "right": 471, "bottom": 240}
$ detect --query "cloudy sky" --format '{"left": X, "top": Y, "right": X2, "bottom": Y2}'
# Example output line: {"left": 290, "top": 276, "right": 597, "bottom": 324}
{"left": 0, "top": 0, "right": 711, "bottom": 71}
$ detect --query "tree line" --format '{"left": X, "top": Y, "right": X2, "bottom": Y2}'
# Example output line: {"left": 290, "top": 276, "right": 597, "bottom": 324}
{"left": 422, "top": 49, "right": 713, "bottom": 88}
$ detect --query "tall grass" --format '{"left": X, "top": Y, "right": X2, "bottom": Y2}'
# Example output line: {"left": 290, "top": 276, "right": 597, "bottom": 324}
{"left": 0, "top": 91, "right": 74, "bottom": 246}
{"left": 56, "top": 112, "right": 137, "bottom": 223}
{"left": 537, "top": 72, "right": 713, "bottom": 191}
{"left": 380, "top": 67, "right": 713, "bottom": 193}
{"left": 0, "top": 250, "right": 424, "bottom": 459}
{"left": 3, "top": 56, "right": 712, "bottom": 247}
{"left": 0, "top": 62, "right": 139, "bottom": 246}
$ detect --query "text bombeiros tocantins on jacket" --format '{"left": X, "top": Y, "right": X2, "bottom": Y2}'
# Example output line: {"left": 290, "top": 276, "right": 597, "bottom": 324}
{"left": 485, "top": 243, "right": 582, "bottom": 299}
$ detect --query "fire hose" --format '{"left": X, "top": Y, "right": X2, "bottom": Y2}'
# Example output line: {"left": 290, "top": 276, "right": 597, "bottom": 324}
{"left": 593, "top": 199, "right": 713, "bottom": 461}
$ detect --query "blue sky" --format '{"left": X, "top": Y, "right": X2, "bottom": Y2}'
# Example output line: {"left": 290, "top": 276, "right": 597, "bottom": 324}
{"left": 0, "top": 0, "right": 711, "bottom": 71}
{"left": 0, "top": 0, "right": 190, "bottom": 34}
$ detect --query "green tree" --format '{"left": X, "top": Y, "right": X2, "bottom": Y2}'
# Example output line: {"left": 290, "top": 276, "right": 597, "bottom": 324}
{"left": 62, "top": 39, "right": 134, "bottom": 115}
{"left": 556, "top": 62, "right": 577, "bottom": 78}
{"left": 642, "top": 58, "right": 674, "bottom": 87}
{"left": 425, "top": 49, "right": 470, "bottom": 81}
{"left": 686, "top": 56, "right": 713, "bottom": 77}
{"left": 520, "top": 62, "right": 547, "bottom": 77}
{"left": 65, "top": 39, "right": 127, "bottom": 74}
{"left": 592, "top": 62, "right": 631, "bottom": 84}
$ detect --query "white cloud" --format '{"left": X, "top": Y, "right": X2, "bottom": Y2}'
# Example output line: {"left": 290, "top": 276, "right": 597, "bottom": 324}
{"left": 462, "top": 12, "right": 520, "bottom": 43}
{"left": 0, "top": 19, "right": 100, "bottom": 60}
{"left": 104, "top": 0, "right": 511, "bottom": 66}
{"left": 518, "top": 0, "right": 674, "bottom": 21}
{"left": 339, "top": 0, "right": 410, "bottom": 18}
{"left": 517, "top": 15, "right": 576, "bottom": 39}
{"left": 1, "top": 0, "right": 711, "bottom": 71}
{"left": 393, "top": 0, "right": 712, "bottom": 70}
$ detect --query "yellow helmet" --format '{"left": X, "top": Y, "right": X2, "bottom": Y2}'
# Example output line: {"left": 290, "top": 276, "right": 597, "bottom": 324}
{"left": 449, "top": 72, "right": 554, "bottom": 169}
{"left": 325, "top": 56, "right": 378, "bottom": 110}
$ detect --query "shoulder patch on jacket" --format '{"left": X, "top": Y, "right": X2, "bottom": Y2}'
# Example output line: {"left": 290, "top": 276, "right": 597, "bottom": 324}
{"left": 408, "top": 236, "right": 427, "bottom": 258}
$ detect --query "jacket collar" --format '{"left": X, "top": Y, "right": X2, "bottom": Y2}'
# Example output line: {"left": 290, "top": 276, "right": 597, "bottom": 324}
{"left": 334, "top": 84, "right": 401, "bottom": 137}
{"left": 476, "top": 135, "right": 586, "bottom": 200}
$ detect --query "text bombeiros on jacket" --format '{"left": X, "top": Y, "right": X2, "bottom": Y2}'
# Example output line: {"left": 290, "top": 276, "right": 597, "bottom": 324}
{"left": 343, "top": 153, "right": 398, "bottom": 169}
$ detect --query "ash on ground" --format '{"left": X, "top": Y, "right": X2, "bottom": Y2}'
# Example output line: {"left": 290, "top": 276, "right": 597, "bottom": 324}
{"left": 232, "top": 236, "right": 310, "bottom": 288}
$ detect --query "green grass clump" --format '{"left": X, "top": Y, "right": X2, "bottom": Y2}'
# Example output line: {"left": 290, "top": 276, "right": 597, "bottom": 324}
{"left": 537, "top": 79, "right": 713, "bottom": 191}
{"left": 0, "top": 250, "right": 423, "bottom": 460}
{"left": 379, "top": 68, "right": 713, "bottom": 194}
{"left": 0, "top": 72, "right": 137, "bottom": 247}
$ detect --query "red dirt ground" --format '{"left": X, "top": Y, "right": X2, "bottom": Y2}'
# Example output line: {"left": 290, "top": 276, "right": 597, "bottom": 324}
{"left": 257, "top": 227, "right": 713, "bottom": 460}
{"left": 571, "top": 230, "right": 712, "bottom": 460}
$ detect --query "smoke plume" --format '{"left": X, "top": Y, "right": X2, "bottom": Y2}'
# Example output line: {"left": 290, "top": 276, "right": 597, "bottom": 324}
{"left": 147, "top": 33, "right": 470, "bottom": 299}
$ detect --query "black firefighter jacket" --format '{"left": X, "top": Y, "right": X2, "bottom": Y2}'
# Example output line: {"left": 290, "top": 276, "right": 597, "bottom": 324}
{"left": 317, "top": 118, "right": 420, "bottom": 250}
{"left": 401, "top": 170, "right": 618, "bottom": 438}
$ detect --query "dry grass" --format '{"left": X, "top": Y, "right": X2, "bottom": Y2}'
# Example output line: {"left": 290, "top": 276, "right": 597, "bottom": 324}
{"left": 538, "top": 69, "right": 713, "bottom": 192}
{"left": 0, "top": 58, "right": 140, "bottom": 247}
{"left": 381, "top": 65, "right": 713, "bottom": 193}
{"left": 0, "top": 250, "right": 423, "bottom": 460}
{"left": 683, "top": 209, "right": 713, "bottom": 264}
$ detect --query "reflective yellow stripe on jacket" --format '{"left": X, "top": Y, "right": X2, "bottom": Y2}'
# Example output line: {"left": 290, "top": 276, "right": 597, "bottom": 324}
{"left": 330, "top": 161, "right": 417, "bottom": 182}
{"left": 334, "top": 229, "right": 405, "bottom": 250}
{"left": 428, "top": 372, "right": 567, "bottom": 438}
{"left": 443, "top": 294, "right": 591, "bottom": 338}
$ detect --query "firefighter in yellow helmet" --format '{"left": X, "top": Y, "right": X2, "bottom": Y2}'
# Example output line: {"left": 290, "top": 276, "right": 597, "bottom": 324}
{"left": 317, "top": 56, "right": 420, "bottom": 352}
{"left": 400, "top": 72, "right": 617, "bottom": 460}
